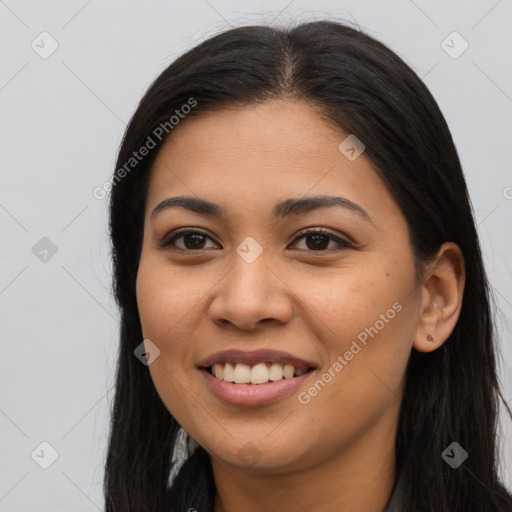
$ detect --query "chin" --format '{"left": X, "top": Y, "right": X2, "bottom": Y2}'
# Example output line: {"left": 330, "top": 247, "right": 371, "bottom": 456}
{"left": 204, "top": 437, "right": 316, "bottom": 475}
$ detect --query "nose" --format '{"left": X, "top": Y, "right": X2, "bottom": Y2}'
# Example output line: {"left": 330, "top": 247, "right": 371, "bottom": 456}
{"left": 208, "top": 254, "right": 293, "bottom": 331}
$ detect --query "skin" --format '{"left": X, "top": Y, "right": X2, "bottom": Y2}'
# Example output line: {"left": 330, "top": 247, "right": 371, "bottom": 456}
{"left": 135, "top": 99, "right": 465, "bottom": 512}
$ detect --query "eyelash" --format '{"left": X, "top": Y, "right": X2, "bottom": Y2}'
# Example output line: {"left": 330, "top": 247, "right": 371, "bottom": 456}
{"left": 160, "top": 227, "right": 355, "bottom": 253}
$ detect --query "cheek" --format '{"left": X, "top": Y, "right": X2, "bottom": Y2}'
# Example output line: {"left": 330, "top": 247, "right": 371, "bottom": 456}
{"left": 135, "top": 262, "right": 193, "bottom": 402}
{"left": 288, "top": 275, "right": 414, "bottom": 458}
{"left": 293, "top": 261, "right": 416, "bottom": 397}
{"left": 295, "top": 261, "right": 412, "bottom": 341}
{"left": 136, "top": 260, "right": 205, "bottom": 343}
{"left": 136, "top": 263, "right": 206, "bottom": 426}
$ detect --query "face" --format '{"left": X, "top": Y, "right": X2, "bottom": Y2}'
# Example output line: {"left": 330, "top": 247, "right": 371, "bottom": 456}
{"left": 136, "top": 99, "right": 422, "bottom": 474}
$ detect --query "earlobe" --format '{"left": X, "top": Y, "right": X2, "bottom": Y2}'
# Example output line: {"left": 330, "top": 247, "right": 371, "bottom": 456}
{"left": 413, "top": 242, "right": 465, "bottom": 353}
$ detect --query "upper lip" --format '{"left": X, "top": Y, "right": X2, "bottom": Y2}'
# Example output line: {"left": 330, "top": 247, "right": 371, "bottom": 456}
{"left": 197, "top": 349, "right": 317, "bottom": 370}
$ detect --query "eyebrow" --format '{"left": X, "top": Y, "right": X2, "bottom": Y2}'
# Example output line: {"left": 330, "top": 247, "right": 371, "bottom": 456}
{"left": 150, "top": 195, "right": 373, "bottom": 224}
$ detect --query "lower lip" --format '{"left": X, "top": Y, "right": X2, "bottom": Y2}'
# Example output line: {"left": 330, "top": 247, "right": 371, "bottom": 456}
{"left": 199, "top": 368, "right": 315, "bottom": 406}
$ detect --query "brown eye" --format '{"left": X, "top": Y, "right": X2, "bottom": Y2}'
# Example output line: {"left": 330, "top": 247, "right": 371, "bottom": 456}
{"left": 160, "top": 227, "right": 354, "bottom": 253}
{"left": 161, "top": 230, "right": 219, "bottom": 251}
{"left": 289, "top": 228, "right": 354, "bottom": 251}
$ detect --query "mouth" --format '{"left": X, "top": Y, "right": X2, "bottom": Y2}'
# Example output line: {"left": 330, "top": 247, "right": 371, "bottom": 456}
{"left": 199, "top": 361, "right": 317, "bottom": 406}
{"left": 197, "top": 349, "right": 318, "bottom": 406}
{"left": 202, "top": 362, "right": 315, "bottom": 385}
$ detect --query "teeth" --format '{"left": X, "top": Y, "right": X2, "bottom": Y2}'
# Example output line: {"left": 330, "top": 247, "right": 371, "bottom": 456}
{"left": 223, "top": 362, "right": 235, "bottom": 382}
{"left": 212, "top": 363, "right": 224, "bottom": 379}
{"left": 251, "top": 363, "right": 269, "bottom": 384}
{"left": 268, "top": 363, "right": 283, "bottom": 381}
{"left": 209, "top": 362, "right": 311, "bottom": 384}
{"left": 283, "top": 364, "right": 294, "bottom": 379}
{"left": 233, "top": 363, "right": 251, "bottom": 384}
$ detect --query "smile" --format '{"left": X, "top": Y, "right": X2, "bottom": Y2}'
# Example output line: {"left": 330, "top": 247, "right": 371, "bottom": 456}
{"left": 200, "top": 365, "right": 316, "bottom": 407}
{"left": 206, "top": 362, "right": 312, "bottom": 384}
{"left": 197, "top": 348, "right": 318, "bottom": 406}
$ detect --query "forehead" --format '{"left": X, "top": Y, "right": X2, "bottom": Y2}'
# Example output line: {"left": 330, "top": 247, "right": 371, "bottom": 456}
{"left": 146, "top": 99, "right": 394, "bottom": 221}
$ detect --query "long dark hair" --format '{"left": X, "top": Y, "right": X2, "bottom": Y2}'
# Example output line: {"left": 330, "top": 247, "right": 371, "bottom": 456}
{"left": 104, "top": 19, "right": 512, "bottom": 511}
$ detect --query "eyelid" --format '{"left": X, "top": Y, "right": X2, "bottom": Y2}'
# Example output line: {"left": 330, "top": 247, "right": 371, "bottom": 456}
{"left": 160, "top": 227, "right": 220, "bottom": 249}
{"left": 290, "top": 226, "right": 354, "bottom": 249}
{"left": 160, "top": 226, "right": 355, "bottom": 251}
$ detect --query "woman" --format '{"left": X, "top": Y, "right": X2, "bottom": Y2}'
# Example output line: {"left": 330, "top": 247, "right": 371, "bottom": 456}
{"left": 104, "top": 19, "right": 512, "bottom": 511}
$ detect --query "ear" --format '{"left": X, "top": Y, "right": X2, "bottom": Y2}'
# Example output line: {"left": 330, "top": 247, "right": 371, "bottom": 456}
{"left": 413, "top": 242, "right": 465, "bottom": 353}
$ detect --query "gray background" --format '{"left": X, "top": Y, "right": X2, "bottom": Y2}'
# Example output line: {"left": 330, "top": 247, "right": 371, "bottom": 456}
{"left": 1, "top": 0, "right": 511, "bottom": 510}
